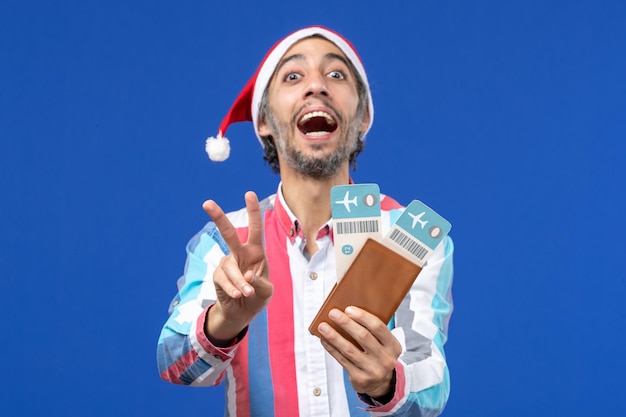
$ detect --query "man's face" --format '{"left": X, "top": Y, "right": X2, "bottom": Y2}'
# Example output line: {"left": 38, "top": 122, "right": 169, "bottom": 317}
{"left": 257, "top": 37, "right": 369, "bottom": 179}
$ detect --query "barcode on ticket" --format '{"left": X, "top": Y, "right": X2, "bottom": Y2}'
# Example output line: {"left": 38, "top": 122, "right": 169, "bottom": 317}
{"left": 389, "top": 228, "right": 429, "bottom": 260}
{"left": 335, "top": 219, "right": 379, "bottom": 235}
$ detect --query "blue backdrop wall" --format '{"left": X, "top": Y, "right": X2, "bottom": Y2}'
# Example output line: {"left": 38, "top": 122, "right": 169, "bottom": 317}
{"left": 2, "top": 1, "right": 625, "bottom": 415}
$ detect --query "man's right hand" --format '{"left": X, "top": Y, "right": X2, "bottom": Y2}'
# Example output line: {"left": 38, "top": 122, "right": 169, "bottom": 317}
{"left": 202, "top": 191, "right": 273, "bottom": 346}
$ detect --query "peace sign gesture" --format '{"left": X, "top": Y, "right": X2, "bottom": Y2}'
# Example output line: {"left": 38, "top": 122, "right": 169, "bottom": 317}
{"left": 202, "top": 191, "right": 274, "bottom": 346}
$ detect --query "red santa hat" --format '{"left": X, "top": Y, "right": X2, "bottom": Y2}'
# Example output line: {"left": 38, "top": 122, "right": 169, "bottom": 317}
{"left": 205, "top": 26, "right": 374, "bottom": 162}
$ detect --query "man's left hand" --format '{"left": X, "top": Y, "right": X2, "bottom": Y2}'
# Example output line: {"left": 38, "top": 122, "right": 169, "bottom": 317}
{"left": 318, "top": 306, "right": 402, "bottom": 400}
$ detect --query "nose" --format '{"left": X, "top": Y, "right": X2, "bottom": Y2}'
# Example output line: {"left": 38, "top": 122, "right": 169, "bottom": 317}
{"left": 305, "top": 73, "right": 329, "bottom": 98}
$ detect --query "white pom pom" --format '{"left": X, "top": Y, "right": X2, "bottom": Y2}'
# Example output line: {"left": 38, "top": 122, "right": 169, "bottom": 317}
{"left": 205, "top": 135, "right": 231, "bottom": 162}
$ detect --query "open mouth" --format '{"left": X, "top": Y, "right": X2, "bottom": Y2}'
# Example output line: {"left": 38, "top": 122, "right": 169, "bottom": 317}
{"left": 297, "top": 111, "right": 337, "bottom": 137}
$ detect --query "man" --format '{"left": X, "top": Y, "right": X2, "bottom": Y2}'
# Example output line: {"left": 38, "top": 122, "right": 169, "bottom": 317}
{"left": 157, "top": 26, "right": 454, "bottom": 416}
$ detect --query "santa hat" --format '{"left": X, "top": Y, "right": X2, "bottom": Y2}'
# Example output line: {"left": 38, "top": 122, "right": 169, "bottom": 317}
{"left": 205, "top": 26, "right": 374, "bottom": 162}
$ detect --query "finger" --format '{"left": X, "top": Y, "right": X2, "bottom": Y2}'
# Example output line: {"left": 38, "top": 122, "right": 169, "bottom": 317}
{"left": 213, "top": 257, "right": 247, "bottom": 298}
{"left": 327, "top": 308, "right": 381, "bottom": 356}
{"left": 221, "top": 257, "right": 255, "bottom": 297}
{"left": 344, "top": 306, "right": 396, "bottom": 347}
{"left": 214, "top": 265, "right": 243, "bottom": 299}
{"left": 244, "top": 267, "right": 274, "bottom": 301}
{"left": 203, "top": 199, "right": 242, "bottom": 252}
{"left": 244, "top": 191, "right": 264, "bottom": 246}
{"left": 319, "top": 323, "right": 392, "bottom": 394}
{"left": 318, "top": 322, "right": 362, "bottom": 371}
{"left": 320, "top": 335, "right": 353, "bottom": 369}
{"left": 321, "top": 312, "right": 367, "bottom": 354}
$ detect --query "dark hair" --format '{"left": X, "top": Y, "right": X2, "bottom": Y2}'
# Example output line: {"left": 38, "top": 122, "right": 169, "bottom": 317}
{"left": 257, "top": 38, "right": 370, "bottom": 174}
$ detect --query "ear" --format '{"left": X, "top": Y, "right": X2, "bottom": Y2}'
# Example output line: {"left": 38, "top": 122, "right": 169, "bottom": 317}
{"left": 257, "top": 116, "right": 272, "bottom": 137}
{"left": 359, "top": 109, "right": 371, "bottom": 133}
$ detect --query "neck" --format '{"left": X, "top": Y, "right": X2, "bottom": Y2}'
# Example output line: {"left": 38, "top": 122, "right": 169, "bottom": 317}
{"left": 280, "top": 165, "right": 350, "bottom": 251}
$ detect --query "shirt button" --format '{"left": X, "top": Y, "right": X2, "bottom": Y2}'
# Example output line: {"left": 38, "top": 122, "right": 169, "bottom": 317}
{"left": 309, "top": 272, "right": 318, "bottom": 280}
{"left": 313, "top": 387, "right": 322, "bottom": 396}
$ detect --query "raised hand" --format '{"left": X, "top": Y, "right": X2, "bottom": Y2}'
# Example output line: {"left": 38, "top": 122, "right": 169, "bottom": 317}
{"left": 202, "top": 191, "right": 274, "bottom": 345}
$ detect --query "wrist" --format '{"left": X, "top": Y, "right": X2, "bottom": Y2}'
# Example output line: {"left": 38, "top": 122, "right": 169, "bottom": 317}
{"left": 370, "top": 368, "right": 397, "bottom": 404}
{"left": 205, "top": 303, "right": 248, "bottom": 347}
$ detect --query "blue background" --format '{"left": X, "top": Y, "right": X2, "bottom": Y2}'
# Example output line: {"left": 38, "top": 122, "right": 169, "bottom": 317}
{"left": 2, "top": 1, "right": 625, "bottom": 415}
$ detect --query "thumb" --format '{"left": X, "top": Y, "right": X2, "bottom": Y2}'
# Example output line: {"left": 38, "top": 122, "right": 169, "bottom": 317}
{"left": 247, "top": 269, "right": 273, "bottom": 301}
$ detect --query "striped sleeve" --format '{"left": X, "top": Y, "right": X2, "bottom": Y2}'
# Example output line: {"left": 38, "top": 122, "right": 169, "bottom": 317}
{"left": 156, "top": 222, "right": 240, "bottom": 386}
{"left": 379, "top": 236, "right": 454, "bottom": 417}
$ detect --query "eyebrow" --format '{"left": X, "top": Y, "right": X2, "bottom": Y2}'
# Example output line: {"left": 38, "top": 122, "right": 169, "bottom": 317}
{"left": 274, "top": 52, "right": 352, "bottom": 76}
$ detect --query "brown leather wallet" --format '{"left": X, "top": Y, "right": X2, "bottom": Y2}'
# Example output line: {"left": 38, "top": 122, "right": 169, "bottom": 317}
{"left": 308, "top": 238, "right": 423, "bottom": 349}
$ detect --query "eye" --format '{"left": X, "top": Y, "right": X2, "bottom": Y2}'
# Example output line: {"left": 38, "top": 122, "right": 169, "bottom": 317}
{"left": 284, "top": 72, "right": 302, "bottom": 81}
{"left": 327, "top": 70, "right": 345, "bottom": 80}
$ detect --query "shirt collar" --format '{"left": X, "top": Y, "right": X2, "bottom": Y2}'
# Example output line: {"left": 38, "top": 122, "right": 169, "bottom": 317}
{"left": 275, "top": 182, "right": 332, "bottom": 244}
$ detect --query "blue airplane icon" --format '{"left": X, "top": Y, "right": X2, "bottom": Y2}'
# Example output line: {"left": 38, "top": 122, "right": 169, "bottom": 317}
{"left": 335, "top": 190, "right": 358, "bottom": 213}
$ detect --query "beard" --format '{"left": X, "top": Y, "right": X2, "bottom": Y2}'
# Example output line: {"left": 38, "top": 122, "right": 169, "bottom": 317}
{"left": 265, "top": 105, "right": 363, "bottom": 180}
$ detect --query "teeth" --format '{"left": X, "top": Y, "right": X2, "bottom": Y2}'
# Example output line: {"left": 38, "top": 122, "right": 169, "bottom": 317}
{"left": 306, "top": 131, "right": 330, "bottom": 137}
{"left": 299, "top": 111, "right": 336, "bottom": 125}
